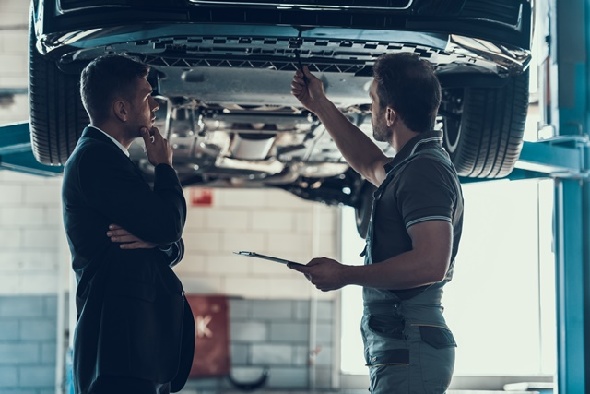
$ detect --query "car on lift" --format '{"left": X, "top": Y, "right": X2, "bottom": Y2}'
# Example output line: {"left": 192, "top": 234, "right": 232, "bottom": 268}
{"left": 29, "top": 0, "right": 533, "bottom": 237}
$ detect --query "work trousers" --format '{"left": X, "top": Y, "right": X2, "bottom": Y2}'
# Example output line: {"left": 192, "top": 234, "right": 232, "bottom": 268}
{"left": 361, "top": 283, "right": 456, "bottom": 393}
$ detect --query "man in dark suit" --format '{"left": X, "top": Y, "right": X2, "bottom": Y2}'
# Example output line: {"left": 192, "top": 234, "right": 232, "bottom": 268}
{"left": 62, "top": 54, "right": 195, "bottom": 394}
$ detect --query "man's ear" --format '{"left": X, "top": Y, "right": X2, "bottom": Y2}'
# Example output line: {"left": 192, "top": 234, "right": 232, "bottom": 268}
{"left": 385, "top": 107, "right": 396, "bottom": 127}
{"left": 113, "top": 100, "right": 128, "bottom": 123}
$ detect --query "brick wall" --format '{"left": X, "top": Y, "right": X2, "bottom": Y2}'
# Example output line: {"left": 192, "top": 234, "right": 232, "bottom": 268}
{"left": 0, "top": 295, "right": 57, "bottom": 394}
{"left": 177, "top": 188, "right": 338, "bottom": 300}
{"left": 0, "top": 171, "right": 65, "bottom": 296}
{"left": 0, "top": 0, "right": 28, "bottom": 90}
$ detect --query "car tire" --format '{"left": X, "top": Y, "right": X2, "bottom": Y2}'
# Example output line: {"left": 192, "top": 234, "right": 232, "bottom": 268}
{"left": 28, "top": 17, "right": 88, "bottom": 165}
{"left": 355, "top": 181, "right": 376, "bottom": 239}
{"left": 441, "top": 70, "right": 529, "bottom": 178}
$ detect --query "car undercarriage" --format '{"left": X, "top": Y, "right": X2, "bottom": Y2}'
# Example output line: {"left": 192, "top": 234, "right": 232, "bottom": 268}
{"left": 29, "top": 0, "right": 533, "bottom": 235}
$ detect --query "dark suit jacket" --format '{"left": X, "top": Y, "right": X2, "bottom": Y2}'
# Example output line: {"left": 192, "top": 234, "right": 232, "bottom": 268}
{"left": 62, "top": 127, "right": 195, "bottom": 394}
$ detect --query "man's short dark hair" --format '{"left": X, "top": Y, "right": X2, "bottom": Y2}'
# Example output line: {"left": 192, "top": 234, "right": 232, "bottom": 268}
{"left": 372, "top": 53, "right": 441, "bottom": 133}
{"left": 79, "top": 54, "right": 149, "bottom": 124}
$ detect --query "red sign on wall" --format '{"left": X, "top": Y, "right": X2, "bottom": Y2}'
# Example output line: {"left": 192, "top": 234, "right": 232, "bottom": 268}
{"left": 185, "top": 294, "right": 230, "bottom": 377}
{"left": 189, "top": 188, "right": 214, "bottom": 207}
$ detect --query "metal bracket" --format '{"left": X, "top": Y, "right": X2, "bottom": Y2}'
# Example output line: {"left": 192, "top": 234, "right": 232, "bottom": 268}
{"left": 513, "top": 135, "right": 590, "bottom": 180}
{"left": 0, "top": 122, "right": 63, "bottom": 176}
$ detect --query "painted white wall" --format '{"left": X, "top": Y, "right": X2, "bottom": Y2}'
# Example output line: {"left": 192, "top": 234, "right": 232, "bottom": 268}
{"left": 0, "top": 0, "right": 29, "bottom": 89}
{"left": 178, "top": 188, "right": 338, "bottom": 299}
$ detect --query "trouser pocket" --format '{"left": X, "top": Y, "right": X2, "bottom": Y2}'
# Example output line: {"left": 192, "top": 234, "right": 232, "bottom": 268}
{"left": 365, "top": 349, "right": 410, "bottom": 367}
{"left": 417, "top": 325, "right": 456, "bottom": 349}
{"left": 365, "top": 349, "right": 410, "bottom": 394}
{"left": 367, "top": 314, "right": 406, "bottom": 340}
{"left": 361, "top": 311, "right": 409, "bottom": 392}
{"left": 412, "top": 324, "right": 456, "bottom": 393}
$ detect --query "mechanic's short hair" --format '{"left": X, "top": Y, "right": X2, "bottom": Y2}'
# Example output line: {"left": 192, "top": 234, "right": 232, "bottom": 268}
{"left": 80, "top": 54, "right": 149, "bottom": 124}
{"left": 372, "top": 53, "right": 441, "bottom": 133}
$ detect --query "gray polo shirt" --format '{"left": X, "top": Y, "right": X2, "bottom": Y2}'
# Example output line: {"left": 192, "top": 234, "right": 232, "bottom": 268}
{"left": 370, "top": 131, "right": 464, "bottom": 284}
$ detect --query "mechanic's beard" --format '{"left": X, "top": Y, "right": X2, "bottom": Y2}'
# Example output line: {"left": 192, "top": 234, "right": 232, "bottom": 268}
{"left": 372, "top": 121, "right": 392, "bottom": 143}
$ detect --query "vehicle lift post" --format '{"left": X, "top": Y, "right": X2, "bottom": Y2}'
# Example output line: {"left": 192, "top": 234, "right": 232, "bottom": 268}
{"left": 525, "top": 0, "right": 590, "bottom": 392}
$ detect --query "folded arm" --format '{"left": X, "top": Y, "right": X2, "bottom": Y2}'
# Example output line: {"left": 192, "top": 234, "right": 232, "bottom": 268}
{"left": 107, "top": 223, "right": 185, "bottom": 267}
{"left": 78, "top": 146, "right": 186, "bottom": 245}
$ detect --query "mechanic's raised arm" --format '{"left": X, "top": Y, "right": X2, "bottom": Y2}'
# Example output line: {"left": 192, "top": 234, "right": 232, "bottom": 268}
{"left": 291, "top": 67, "right": 389, "bottom": 186}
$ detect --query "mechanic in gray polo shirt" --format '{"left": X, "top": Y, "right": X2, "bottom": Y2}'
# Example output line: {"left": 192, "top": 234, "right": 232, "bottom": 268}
{"left": 290, "top": 53, "right": 464, "bottom": 393}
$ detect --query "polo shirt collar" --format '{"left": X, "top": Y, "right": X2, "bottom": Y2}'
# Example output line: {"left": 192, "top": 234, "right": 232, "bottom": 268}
{"left": 384, "top": 130, "right": 443, "bottom": 173}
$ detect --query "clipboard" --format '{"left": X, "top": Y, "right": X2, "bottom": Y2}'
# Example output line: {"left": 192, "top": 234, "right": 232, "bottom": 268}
{"left": 233, "top": 250, "right": 305, "bottom": 268}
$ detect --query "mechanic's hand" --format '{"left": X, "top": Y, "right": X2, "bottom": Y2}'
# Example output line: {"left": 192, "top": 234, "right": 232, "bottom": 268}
{"left": 288, "top": 257, "right": 348, "bottom": 292}
{"left": 140, "top": 126, "right": 173, "bottom": 167}
{"left": 107, "top": 224, "right": 157, "bottom": 250}
{"left": 291, "top": 66, "right": 329, "bottom": 114}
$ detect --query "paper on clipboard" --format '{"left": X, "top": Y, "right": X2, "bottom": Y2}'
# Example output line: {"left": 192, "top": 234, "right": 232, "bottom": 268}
{"left": 233, "top": 251, "right": 305, "bottom": 268}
